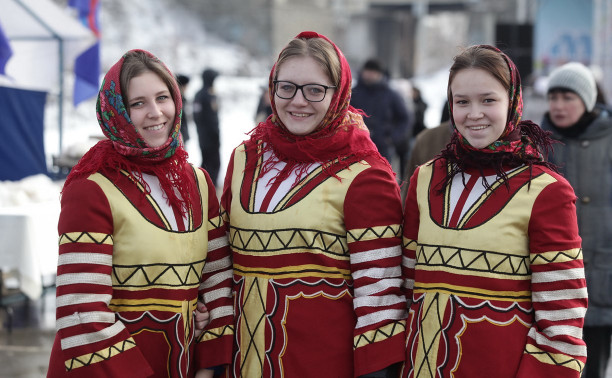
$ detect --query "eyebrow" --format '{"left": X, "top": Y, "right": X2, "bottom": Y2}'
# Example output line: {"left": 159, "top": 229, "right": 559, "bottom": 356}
{"left": 128, "top": 90, "right": 171, "bottom": 103}
{"left": 453, "top": 92, "right": 499, "bottom": 98}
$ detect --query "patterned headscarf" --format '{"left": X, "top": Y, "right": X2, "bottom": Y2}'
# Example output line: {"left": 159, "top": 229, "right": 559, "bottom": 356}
{"left": 63, "top": 49, "right": 194, "bottom": 215}
{"left": 438, "top": 44, "right": 557, "bottom": 189}
{"left": 447, "top": 45, "right": 542, "bottom": 158}
{"left": 248, "top": 31, "right": 385, "bottom": 184}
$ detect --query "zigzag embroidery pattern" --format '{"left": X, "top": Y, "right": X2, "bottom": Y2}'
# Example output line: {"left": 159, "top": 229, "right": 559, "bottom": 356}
{"left": 65, "top": 338, "right": 136, "bottom": 371}
{"left": 229, "top": 227, "right": 349, "bottom": 255}
{"left": 353, "top": 320, "right": 406, "bottom": 348}
{"left": 530, "top": 249, "right": 583, "bottom": 265}
{"left": 208, "top": 214, "right": 223, "bottom": 230}
{"left": 59, "top": 231, "right": 114, "bottom": 245}
{"left": 198, "top": 324, "right": 235, "bottom": 342}
{"left": 112, "top": 259, "right": 205, "bottom": 287}
{"left": 347, "top": 225, "right": 401, "bottom": 243}
{"left": 526, "top": 348, "right": 584, "bottom": 373}
{"left": 413, "top": 292, "right": 446, "bottom": 378}
{"left": 416, "top": 244, "right": 530, "bottom": 276}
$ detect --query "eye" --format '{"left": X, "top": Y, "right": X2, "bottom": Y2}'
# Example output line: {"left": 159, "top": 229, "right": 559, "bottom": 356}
{"left": 157, "top": 95, "right": 170, "bottom": 101}
{"left": 130, "top": 101, "right": 144, "bottom": 108}
{"left": 307, "top": 86, "right": 324, "bottom": 95}
{"left": 454, "top": 99, "right": 467, "bottom": 105}
{"left": 278, "top": 83, "right": 295, "bottom": 92}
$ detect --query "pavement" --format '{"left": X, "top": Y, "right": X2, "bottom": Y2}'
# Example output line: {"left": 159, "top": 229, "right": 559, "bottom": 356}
{"left": 0, "top": 287, "right": 56, "bottom": 378}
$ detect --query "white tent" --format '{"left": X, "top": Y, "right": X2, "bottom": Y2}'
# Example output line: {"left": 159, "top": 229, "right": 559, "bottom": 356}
{"left": 0, "top": 0, "right": 96, "bottom": 153}
{"left": 0, "top": 0, "right": 95, "bottom": 90}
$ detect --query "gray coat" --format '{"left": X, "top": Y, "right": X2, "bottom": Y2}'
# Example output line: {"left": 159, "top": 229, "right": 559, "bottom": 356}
{"left": 541, "top": 110, "right": 612, "bottom": 326}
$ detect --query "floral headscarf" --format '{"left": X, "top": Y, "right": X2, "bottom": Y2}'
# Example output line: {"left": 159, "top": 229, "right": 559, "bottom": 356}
{"left": 63, "top": 49, "right": 193, "bottom": 215}
{"left": 248, "top": 31, "right": 385, "bottom": 184}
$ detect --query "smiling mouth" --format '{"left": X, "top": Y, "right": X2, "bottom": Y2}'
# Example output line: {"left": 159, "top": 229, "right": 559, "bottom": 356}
{"left": 144, "top": 123, "right": 166, "bottom": 131}
{"left": 290, "top": 112, "right": 310, "bottom": 118}
{"left": 468, "top": 125, "right": 489, "bottom": 131}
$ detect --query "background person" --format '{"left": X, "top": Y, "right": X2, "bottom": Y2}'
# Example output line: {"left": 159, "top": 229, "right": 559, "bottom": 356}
{"left": 541, "top": 62, "right": 612, "bottom": 378}
{"left": 176, "top": 73, "right": 192, "bottom": 142}
{"left": 46, "top": 50, "right": 233, "bottom": 377}
{"left": 351, "top": 58, "right": 412, "bottom": 176}
{"left": 402, "top": 45, "right": 587, "bottom": 377}
{"left": 193, "top": 68, "right": 221, "bottom": 186}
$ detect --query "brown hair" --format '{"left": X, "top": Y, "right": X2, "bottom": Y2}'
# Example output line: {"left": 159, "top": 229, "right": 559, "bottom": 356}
{"left": 273, "top": 37, "right": 341, "bottom": 87}
{"left": 119, "top": 50, "right": 177, "bottom": 107}
{"left": 447, "top": 45, "right": 511, "bottom": 103}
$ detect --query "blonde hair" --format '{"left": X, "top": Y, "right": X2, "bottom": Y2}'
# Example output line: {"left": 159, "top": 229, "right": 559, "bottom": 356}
{"left": 273, "top": 37, "right": 341, "bottom": 86}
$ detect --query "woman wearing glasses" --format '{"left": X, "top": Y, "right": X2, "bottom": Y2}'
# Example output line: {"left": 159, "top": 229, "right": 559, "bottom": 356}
{"left": 220, "top": 31, "right": 407, "bottom": 377}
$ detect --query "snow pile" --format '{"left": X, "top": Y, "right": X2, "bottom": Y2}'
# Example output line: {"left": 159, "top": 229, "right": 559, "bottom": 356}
{"left": 0, "top": 174, "right": 62, "bottom": 207}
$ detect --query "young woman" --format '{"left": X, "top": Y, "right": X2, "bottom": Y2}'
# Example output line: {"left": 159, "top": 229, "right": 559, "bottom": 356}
{"left": 47, "top": 50, "right": 233, "bottom": 377}
{"left": 402, "top": 45, "right": 588, "bottom": 377}
{"left": 220, "top": 31, "right": 406, "bottom": 377}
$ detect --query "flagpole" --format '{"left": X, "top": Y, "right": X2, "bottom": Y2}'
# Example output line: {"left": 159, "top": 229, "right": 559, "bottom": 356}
{"left": 14, "top": 0, "right": 64, "bottom": 155}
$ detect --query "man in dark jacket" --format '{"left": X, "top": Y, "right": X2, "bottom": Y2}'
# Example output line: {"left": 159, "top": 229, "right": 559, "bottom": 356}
{"left": 193, "top": 68, "right": 220, "bottom": 185}
{"left": 351, "top": 59, "right": 412, "bottom": 175}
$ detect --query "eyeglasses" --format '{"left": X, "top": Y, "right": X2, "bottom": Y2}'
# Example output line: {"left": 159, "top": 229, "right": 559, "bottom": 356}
{"left": 273, "top": 80, "right": 336, "bottom": 102}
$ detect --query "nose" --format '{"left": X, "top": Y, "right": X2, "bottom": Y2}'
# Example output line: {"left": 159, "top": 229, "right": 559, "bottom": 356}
{"left": 291, "top": 88, "right": 309, "bottom": 105}
{"left": 147, "top": 103, "right": 163, "bottom": 118}
{"left": 467, "top": 105, "right": 483, "bottom": 120}
{"left": 548, "top": 97, "right": 562, "bottom": 110}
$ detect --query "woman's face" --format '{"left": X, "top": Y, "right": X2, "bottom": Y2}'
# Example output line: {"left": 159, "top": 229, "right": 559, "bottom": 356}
{"left": 547, "top": 91, "right": 585, "bottom": 128}
{"left": 127, "top": 71, "right": 176, "bottom": 148}
{"left": 450, "top": 68, "right": 510, "bottom": 149}
{"left": 274, "top": 55, "right": 335, "bottom": 136}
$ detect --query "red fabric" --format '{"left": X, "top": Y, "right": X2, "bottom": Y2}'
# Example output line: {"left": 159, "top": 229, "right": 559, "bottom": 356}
{"left": 402, "top": 160, "right": 586, "bottom": 377}
{"left": 49, "top": 167, "right": 234, "bottom": 377}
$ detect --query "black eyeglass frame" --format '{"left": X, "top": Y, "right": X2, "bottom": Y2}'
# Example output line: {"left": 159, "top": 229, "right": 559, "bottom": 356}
{"left": 272, "top": 80, "right": 337, "bottom": 102}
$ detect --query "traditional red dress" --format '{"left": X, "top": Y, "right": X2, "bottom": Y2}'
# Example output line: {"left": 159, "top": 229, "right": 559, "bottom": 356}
{"left": 47, "top": 166, "right": 234, "bottom": 377}
{"left": 401, "top": 160, "right": 588, "bottom": 377}
{"left": 221, "top": 142, "right": 407, "bottom": 377}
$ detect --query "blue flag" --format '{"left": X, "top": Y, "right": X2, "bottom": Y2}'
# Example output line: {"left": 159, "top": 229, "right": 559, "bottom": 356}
{"left": 0, "top": 22, "right": 13, "bottom": 76}
{"left": 69, "top": 0, "right": 100, "bottom": 106}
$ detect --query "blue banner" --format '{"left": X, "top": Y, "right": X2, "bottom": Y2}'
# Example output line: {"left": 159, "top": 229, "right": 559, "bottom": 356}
{"left": 0, "top": 21, "right": 12, "bottom": 76}
{"left": 0, "top": 86, "right": 48, "bottom": 180}
{"left": 69, "top": 0, "right": 100, "bottom": 106}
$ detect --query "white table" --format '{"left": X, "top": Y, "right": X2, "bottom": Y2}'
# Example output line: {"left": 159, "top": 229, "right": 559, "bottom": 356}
{"left": 0, "top": 201, "right": 59, "bottom": 300}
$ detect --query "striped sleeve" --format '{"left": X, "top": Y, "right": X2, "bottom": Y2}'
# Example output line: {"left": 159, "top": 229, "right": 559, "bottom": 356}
{"left": 195, "top": 168, "right": 234, "bottom": 369}
{"left": 517, "top": 176, "right": 587, "bottom": 378}
{"left": 53, "top": 178, "right": 153, "bottom": 377}
{"left": 345, "top": 160, "right": 407, "bottom": 377}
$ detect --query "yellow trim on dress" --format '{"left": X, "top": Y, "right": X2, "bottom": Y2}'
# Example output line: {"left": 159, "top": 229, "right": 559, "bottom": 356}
{"left": 234, "top": 263, "right": 352, "bottom": 280}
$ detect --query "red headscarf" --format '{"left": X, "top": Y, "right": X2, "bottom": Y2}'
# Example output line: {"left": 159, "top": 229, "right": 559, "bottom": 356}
{"left": 247, "top": 31, "right": 385, "bottom": 184}
{"left": 63, "top": 49, "right": 194, "bottom": 216}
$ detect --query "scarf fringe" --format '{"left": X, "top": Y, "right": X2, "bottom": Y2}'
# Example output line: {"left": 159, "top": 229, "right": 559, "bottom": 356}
{"left": 63, "top": 140, "right": 194, "bottom": 217}
{"left": 247, "top": 110, "right": 386, "bottom": 187}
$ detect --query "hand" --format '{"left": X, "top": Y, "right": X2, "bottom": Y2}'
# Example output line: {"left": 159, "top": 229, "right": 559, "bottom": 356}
{"left": 195, "top": 368, "right": 214, "bottom": 378}
{"left": 194, "top": 301, "right": 210, "bottom": 338}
